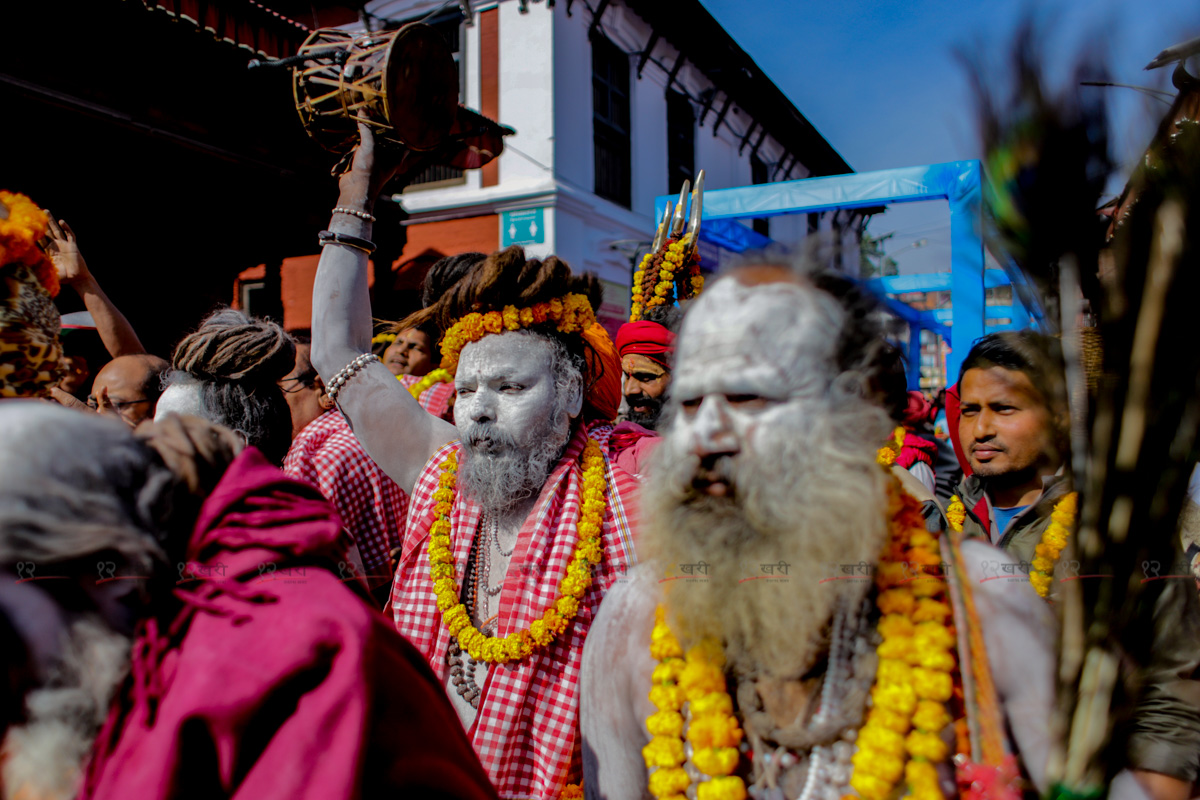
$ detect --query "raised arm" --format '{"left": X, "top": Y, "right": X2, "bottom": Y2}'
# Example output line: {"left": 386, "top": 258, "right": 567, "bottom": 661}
{"left": 309, "top": 123, "right": 456, "bottom": 493}
{"left": 46, "top": 217, "right": 145, "bottom": 357}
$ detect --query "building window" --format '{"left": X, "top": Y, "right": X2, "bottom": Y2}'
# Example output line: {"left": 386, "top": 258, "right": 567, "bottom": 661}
{"left": 666, "top": 90, "right": 694, "bottom": 195}
{"left": 592, "top": 35, "right": 631, "bottom": 208}
{"left": 405, "top": 11, "right": 466, "bottom": 189}
{"left": 750, "top": 153, "right": 769, "bottom": 238}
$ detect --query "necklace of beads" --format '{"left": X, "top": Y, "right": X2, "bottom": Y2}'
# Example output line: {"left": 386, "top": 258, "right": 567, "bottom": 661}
{"left": 427, "top": 437, "right": 608, "bottom": 664}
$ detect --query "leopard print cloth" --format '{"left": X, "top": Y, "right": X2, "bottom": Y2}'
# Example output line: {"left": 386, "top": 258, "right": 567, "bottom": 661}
{"left": 0, "top": 263, "right": 63, "bottom": 398}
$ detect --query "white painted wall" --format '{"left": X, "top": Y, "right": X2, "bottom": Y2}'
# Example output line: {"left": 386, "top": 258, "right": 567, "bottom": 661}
{"left": 374, "top": 0, "right": 862, "bottom": 295}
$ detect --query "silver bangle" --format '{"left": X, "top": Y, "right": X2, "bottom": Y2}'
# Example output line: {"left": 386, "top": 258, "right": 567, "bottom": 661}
{"left": 326, "top": 353, "right": 380, "bottom": 405}
{"left": 332, "top": 207, "right": 377, "bottom": 223}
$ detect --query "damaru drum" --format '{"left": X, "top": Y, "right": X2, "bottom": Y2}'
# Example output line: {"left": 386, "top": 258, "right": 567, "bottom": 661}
{"left": 292, "top": 24, "right": 458, "bottom": 154}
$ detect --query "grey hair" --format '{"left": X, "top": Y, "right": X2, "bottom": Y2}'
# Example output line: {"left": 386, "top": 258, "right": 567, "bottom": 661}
{"left": 0, "top": 402, "right": 171, "bottom": 577}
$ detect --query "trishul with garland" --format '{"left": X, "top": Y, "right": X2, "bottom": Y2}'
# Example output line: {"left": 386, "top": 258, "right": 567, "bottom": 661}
{"left": 630, "top": 171, "right": 705, "bottom": 322}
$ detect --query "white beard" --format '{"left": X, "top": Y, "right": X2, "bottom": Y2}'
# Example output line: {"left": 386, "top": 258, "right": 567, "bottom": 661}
{"left": 643, "top": 397, "right": 891, "bottom": 680}
{"left": 457, "top": 412, "right": 572, "bottom": 520}
{"left": 2, "top": 616, "right": 130, "bottom": 800}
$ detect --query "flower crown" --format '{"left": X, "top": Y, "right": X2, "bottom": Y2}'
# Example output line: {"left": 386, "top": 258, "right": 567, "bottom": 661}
{"left": 439, "top": 293, "right": 596, "bottom": 374}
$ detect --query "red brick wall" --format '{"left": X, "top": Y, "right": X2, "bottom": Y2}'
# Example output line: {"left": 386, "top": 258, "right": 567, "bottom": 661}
{"left": 479, "top": 8, "right": 500, "bottom": 188}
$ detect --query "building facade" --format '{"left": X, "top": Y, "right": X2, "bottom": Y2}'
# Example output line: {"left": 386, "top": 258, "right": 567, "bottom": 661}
{"left": 361, "top": 0, "right": 863, "bottom": 332}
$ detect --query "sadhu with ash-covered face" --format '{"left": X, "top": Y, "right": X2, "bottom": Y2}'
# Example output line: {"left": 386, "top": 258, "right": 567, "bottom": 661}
{"left": 580, "top": 258, "right": 1055, "bottom": 800}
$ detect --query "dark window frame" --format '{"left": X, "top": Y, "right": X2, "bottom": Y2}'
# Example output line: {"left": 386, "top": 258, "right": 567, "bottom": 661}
{"left": 592, "top": 35, "right": 632, "bottom": 208}
{"left": 750, "top": 152, "right": 770, "bottom": 237}
{"left": 666, "top": 89, "right": 694, "bottom": 195}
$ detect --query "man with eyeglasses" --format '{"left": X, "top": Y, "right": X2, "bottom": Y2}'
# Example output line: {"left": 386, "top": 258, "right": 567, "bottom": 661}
{"left": 87, "top": 354, "right": 169, "bottom": 428}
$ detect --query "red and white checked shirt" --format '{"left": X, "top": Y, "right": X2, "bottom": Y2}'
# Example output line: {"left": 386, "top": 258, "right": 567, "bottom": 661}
{"left": 390, "top": 422, "right": 639, "bottom": 799}
{"left": 399, "top": 373, "right": 457, "bottom": 420}
{"left": 282, "top": 410, "right": 406, "bottom": 581}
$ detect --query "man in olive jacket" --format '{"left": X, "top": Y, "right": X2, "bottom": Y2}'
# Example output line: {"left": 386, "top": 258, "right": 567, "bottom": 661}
{"left": 952, "top": 331, "right": 1200, "bottom": 799}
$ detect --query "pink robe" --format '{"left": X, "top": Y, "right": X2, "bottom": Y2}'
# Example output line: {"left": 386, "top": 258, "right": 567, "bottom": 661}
{"left": 81, "top": 448, "right": 496, "bottom": 800}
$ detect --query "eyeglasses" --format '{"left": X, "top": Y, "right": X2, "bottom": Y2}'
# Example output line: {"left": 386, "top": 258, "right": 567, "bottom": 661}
{"left": 278, "top": 373, "right": 318, "bottom": 394}
{"left": 87, "top": 396, "right": 150, "bottom": 411}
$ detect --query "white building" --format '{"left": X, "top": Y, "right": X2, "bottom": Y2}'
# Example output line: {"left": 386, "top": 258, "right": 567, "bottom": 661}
{"left": 368, "top": 0, "right": 863, "bottom": 332}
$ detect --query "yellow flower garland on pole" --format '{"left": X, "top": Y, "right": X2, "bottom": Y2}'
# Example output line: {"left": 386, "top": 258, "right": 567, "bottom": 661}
{"left": 427, "top": 437, "right": 608, "bottom": 664}
{"left": 404, "top": 367, "right": 453, "bottom": 400}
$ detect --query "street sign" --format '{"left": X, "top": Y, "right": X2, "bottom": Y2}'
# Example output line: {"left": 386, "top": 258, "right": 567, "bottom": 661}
{"left": 500, "top": 207, "right": 545, "bottom": 247}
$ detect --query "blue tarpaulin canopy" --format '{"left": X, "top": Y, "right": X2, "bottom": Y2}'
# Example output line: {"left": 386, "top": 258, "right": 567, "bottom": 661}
{"left": 655, "top": 160, "right": 1041, "bottom": 387}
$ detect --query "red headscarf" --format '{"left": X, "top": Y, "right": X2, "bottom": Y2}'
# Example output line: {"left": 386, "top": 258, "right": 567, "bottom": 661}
{"left": 615, "top": 321, "right": 676, "bottom": 369}
{"left": 582, "top": 323, "right": 621, "bottom": 421}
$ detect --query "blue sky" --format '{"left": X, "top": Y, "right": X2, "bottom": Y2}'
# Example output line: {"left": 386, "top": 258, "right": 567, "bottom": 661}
{"left": 700, "top": 0, "right": 1200, "bottom": 273}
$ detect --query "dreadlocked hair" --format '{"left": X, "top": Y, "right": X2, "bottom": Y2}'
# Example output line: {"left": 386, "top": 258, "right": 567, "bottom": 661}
{"left": 400, "top": 245, "right": 611, "bottom": 417}
{"left": 169, "top": 308, "right": 295, "bottom": 465}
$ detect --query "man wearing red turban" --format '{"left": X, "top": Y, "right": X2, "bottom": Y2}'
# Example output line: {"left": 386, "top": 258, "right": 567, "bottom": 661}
{"left": 615, "top": 311, "right": 678, "bottom": 431}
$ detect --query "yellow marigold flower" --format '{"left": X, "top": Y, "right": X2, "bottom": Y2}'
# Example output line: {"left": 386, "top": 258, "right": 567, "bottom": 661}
{"left": 429, "top": 563, "right": 455, "bottom": 581}
{"left": 858, "top": 724, "right": 906, "bottom": 758}
{"left": 691, "top": 746, "right": 739, "bottom": 776}
{"left": 650, "top": 637, "right": 683, "bottom": 661}
{"left": 876, "top": 562, "right": 908, "bottom": 587}
{"left": 866, "top": 705, "right": 911, "bottom": 734}
{"left": 652, "top": 659, "right": 684, "bottom": 684}
{"left": 914, "top": 621, "right": 954, "bottom": 649}
{"left": 912, "top": 699, "right": 951, "bottom": 732}
{"left": 650, "top": 684, "right": 685, "bottom": 711}
{"left": 642, "top": 735, "right": 686, "bottom": 768}
{"left": 917, "top": 649, "right": 956, "bottom": 672}
{"left": 913, "top": 667, "right": 953, "bottom": 702}
{"left": 877, "top": 588, "right": 915, "bottom": 615}
{"left": 688, "top": 639, "right": 726, "bottom": 668}
{"left": 687, "top": 715, "right": 743, "bottom": 751}
{"left": 906, "top": 729, "right": 950, "bottom": 761}
{"left": 501, "top": 305, "right": 521, "bottom": 331}
{"left": 555, "top": 595, "right": 580, "bottom": 618}
{"left": 872, "top": 681, "right": 918, "bottom": 714}
{"left": 906, "top": 758, "right": 939, "bottom": 786}
{"left": 877, "top": 614, "right": 915, "bottom": 639}
{"left": 646, "top": 709, "right": 684, "bottom": 737}
{"left": 560, "top": 783, "right": 584, "bottom": 800}
{"left": 849, "top": 772, "right": 892, "bottom": 800}
{"left": 696, "top": 776, "right": 746, "bottom": 800}
{"left": 851, "top": 747, "right": 904, "bottom": 784}
{"left": 877, "top": 636, "right": 914, "bottom": 661}
{"left": 1030, "top": 572, "right": 1053, "bottom": 597}
{"left": 912, "top": 599, "right": 951, "bottom": 623}
{"left": 648, "top": 767, "right": 690, "bottom": 797}
{"left": 548, "top": 297, "right": 564, "bottom": 317}
{"left": 690, "top": 691, "right": 733, "bottom": 717}
{"left": 679, "top": 664, "right": 725, "bottom": 699}
{"left": 876, "top": 658, "right": 913, "bottom": 686}
{"left": 877, "top": 446, "right": 897, "bottom": 467}
{"left": 911, "top": 577, "right": 947, "bottom": 598}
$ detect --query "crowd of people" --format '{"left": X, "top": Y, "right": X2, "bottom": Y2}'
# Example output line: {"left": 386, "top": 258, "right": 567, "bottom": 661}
{"left": 2, "top": 96, "right": 1200, "bottom": 800}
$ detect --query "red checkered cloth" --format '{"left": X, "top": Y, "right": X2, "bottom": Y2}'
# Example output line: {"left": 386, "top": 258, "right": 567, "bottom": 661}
{"left": 390, "top": 421, "right": 639, "bottom": 799}
{"left": 399, "top": 373, "right": 456, "bottom": 421}
{"left": 282, "top": 410, "right": 406, "bottom": 582}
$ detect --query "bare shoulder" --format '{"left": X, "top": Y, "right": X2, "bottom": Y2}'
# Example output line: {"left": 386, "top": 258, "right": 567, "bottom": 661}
{"left": 582, "top": 562, "right": 659, "bottom": 800}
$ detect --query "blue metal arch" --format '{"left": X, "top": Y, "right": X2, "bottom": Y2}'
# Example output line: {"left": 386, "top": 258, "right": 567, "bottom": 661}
{"left": 655, "top": 160, "right": 1039, "bottom": 387}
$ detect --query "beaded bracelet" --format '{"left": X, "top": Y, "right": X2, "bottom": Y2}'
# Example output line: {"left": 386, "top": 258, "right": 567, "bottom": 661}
{"left": 326, "top": 353, "right": 381, "bottom": 405}
{"left": 318, "top": 230, "right": 377, "bottom": 254}
{"left": 331, "top": 206, "right": 377, "bottom": 223}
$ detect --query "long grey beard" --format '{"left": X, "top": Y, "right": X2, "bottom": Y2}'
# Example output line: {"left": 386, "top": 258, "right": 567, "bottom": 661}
{"left": 2, "top": 615, "right": 131, "bottom": 800}
{"left": 458, "top": 415, "right": 572, "bottom": 519}
{"left": 643, "top": 398, "right": 891, "bottom": 680}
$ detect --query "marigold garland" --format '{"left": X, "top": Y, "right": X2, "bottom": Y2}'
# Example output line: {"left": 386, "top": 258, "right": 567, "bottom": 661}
{"left": 427, "top": 437, "right": 608, "bottom": 664}
{"left": 0, "top": 191, "right": 58, "bottom": 297}
{"left": 371, "top": 332, "right": 398, "bottom": 346}
{"left": 439, "top": 293, "right": 596, "bottom": 374}
{"left": 849, "top": 481, "right": 957, "bottom": 800}
{"left": 1029, "top": 492, "right": 1077, "bottom": 598}
{"left": 644, "top": 606, "right": 746, "bottom": 800}
{"left": 629, "top": 237, "right": 704, "bottom": 322}
{"left": 404, "top": 367, "right": 453, "bottom": 400}
{"left": 645, "top": 466, "right": 957, "bottom": 800}
{"left": 945, "top": 493, "right": 1076, "bottom": 599}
